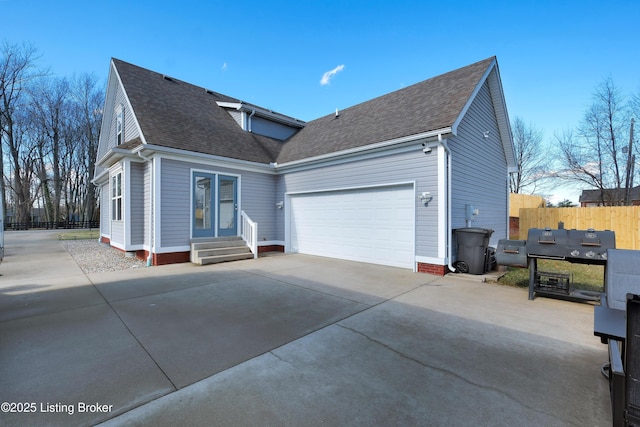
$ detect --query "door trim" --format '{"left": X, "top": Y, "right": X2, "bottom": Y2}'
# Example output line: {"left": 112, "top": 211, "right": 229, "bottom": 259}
{"left": 217, "top": 175, "right": 238, "bottom": 237}
{"left": 192, "top": 172, "right": 216, "bottom": 238}
{"left": 190, "top": 169, "right": 242, "bottom": 239}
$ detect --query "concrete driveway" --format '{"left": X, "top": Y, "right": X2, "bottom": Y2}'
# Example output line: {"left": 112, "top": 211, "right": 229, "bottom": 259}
{"left": 0, "top": 231, "right": 611, "bottom": 426}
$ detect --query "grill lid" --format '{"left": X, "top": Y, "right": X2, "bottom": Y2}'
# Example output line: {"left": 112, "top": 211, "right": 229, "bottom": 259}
{"left": 526, "top": 228, "right": 568, "bottom": 259}
{"left": 526, "top": 227, "right": 616, "bottom": 263}
{"left": 566, "top": 228, "right": 615, "bottom": 262}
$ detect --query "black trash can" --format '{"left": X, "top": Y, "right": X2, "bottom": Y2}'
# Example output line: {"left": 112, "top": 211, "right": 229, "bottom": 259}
{"left": 454, "top": 228, "right": 494, "bottom": 274}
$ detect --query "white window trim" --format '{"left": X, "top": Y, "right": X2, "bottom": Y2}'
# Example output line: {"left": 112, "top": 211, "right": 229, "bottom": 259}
{"left": 111, "top": 171, "right": 123, "bottom": 221}
{"left": 116, "top": 104, "right": 124, "bottom": 146}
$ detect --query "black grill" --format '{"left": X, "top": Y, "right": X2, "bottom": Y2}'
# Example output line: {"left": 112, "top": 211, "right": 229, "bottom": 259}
{"left": 526, "top": 228, "right": 569, "bottom": 260}
{"left": 525, "top": 228, "right": 615, "bottom": 264}
{"left": 565, "top": 229, "right": 615, "bottom": 264}
{"left": 497, "top": 227, "right": 616, "bottom": 302}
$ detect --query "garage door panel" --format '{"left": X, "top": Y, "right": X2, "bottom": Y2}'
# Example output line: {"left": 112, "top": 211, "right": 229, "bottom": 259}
{"left": 289, "top": 185, "right": 414, "bottom": 269}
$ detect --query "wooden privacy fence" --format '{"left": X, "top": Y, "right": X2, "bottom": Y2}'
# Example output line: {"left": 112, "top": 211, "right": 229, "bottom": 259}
{"left": 509, "top": 193, "right": 545, "bottom": 217}
{"left": 519, "top": 206, "right": 640, "bottom": 250}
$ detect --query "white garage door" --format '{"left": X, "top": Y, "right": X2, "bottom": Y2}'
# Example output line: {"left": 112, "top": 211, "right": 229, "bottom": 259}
{"left": 289, "top": 185, "right": 414, "bottom": 269}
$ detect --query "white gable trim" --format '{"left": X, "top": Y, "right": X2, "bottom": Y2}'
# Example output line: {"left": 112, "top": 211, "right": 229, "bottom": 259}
{"left": 450, "top": 58, "right": 516, "bottom": 171}
{"left": 451, "top": 59, "right": 496, "bottom": 136}
{"left": 487, "top": 66, "right": 517, "bottom": 171}
{"left": 111, "top": 60, "right": 146, "bottom": 145}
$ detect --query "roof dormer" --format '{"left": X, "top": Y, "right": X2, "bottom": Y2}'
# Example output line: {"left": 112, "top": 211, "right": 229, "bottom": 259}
{"left": 216, "top": 101, "right": 305, "bottom": 141}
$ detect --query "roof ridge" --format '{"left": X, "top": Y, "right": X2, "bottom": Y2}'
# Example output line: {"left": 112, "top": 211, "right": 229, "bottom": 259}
{"left": 307, "top": 56, "right": 496, "bottom": 123}
{"left": 276, "top": 56, "right": 498, "bottom": 163}
{"left": 110, "top": 56, "right": 500, "bottom": 165}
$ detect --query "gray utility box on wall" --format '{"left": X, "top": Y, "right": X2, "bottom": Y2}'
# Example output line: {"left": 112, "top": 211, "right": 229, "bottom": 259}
{"left": 454, "top": 228, "right": 494, "bottom": 275}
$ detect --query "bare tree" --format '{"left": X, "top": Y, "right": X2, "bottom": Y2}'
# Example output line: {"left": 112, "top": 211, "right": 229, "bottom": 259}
{"left": 0, "top": 41, "right": 102, "bottom": 228}
{"left": 0, "top": 42, "right": 42, "bottom": 225}
{"left": 29, "top": 76, "right": 72, "bottom": 223}
{"left": 555, "top": 78, "right": 633, "bottom": 205}
{"left": 4, "top": 107, "right": 40, "bottom": 226}
{"left": 582, "top": 77, "right": 628, "bottom": 188}
{"left": 509, "top": 117, "right": 547, "bottom": 193}
{"left": 71, "top": 73, "right": 103, "bottom": 222}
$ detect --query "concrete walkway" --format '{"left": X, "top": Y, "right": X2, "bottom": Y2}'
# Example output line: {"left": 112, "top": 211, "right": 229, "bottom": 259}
{"left": 0, "top": 231, "right": 611, "bottom": 426}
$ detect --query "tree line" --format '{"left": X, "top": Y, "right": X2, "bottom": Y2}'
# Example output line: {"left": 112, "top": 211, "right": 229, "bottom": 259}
{"left": 0, "top": 42, "right": 103, "bottom": 228}
{"left": 510, "top": 77, "right": 640, "bottom": 207}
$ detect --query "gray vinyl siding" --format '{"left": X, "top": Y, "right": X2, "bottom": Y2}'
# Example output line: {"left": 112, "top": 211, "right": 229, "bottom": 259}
{"left": 143, "top": 161, "right": 152, "bottom": 246}
{"left": 223, "top": 111, "right": 299, "bottom": 141}
{"left": 100, "top": 183, "right": 110, "bottom": 236}
{"left": 111, "top": 221, "right": 124, "bottom": 246}
{"left": 251, "top": 116, "right": 298, "bottom": 140}
{"left": 278, "top": 147, "right": 439, "bottom": 258}
{"left": 242, "top": 172, "right": 278, "bottom": 242}
{"left": 227, "top": 110, "right": 243, "bottom": 128}
{"left": 95, "top": 79, "right": 141, "bottom": 178}
{"left": 160, "top": 159, "right": 190, "bottom": 247}
{"left": 449, "top": 80, "right": 508, "bottom": 249}
{"left": 130, "top": 162, "right": 145, "bottom": 245}
{"left": 160, "top": 158, "right": 276, "bottom": 248}
{"left": 100, "top": 85, "right": 140, "bottom": 155}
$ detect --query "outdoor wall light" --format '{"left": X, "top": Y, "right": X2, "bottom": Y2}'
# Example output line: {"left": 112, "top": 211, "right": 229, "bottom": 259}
{"left": 276, "top": 201, "right": 284, "bottom": 209}
{"left": 418, "top": 192, "right": 432, "bottom": 206}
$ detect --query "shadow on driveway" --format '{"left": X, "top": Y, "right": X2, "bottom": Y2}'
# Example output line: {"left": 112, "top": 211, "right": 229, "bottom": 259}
{"left": 0, "top": 231, "right": 611, "bottom": 426}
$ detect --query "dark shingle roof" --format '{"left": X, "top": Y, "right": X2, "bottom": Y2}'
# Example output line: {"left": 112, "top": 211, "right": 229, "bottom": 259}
{"left": 113, "top": 59, "right": 283, "bottom": 163}
{"left": 113, "top": 57, "right": 495, "bottom": 165}
{"left": 276, "top": 57, "right": 496, "bottom": 163}
{"left": 579, "top": 186, "right": 640, "bottom": 203}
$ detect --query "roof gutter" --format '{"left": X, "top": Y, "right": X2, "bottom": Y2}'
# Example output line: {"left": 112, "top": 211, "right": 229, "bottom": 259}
{"left": 94, "top": 147, "right": 139, "bottom": 169}
{"left": 124, "top": 143, "right": 276, "bottom": 174}
{"left": 92, "top": 147, "right": 141, "bottom": 185}
{"left": 92, "top": 168, "right": 109, "bottom": 185}
{"left": 277, "top": 127, "right": 453, "bottom": 171}
{"left": 216, "top": 101, "right": 305, "bottom": 128}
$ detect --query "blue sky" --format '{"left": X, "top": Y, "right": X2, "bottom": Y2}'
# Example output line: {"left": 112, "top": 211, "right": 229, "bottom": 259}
{"left": 3, "top": 0, "right": 639, "bottom": 202}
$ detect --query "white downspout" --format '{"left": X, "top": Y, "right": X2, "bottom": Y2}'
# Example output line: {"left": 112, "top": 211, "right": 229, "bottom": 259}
{"left": 137, "top": 151, "right": 154, "bottom": 267}
{"left": 438, "top": 135, "right": 457, "bottom": 273}
{"left": 248, "top": 109, "right": 255, "bottom": 133}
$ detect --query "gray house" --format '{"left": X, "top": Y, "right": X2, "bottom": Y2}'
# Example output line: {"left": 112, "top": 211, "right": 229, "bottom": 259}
{"left": 93, "top": 56, "right": 516, "bottom": 275}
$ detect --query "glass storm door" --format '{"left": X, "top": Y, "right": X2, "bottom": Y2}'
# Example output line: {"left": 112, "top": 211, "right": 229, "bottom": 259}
{"left": 193, "top": 173, "right": 216, "bottom": 238}
{"left": 217, "top": 175, "right": 238, "bottom": 237}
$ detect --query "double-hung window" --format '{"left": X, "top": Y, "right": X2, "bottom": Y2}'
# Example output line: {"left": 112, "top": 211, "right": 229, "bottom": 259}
{"left": 111, "top": 172, "right": 123, "bottom": 221}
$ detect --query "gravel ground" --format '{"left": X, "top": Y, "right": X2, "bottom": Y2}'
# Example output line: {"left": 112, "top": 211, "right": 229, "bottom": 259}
{"left": 61, "top": 239, "right": 147, "bottom": 274}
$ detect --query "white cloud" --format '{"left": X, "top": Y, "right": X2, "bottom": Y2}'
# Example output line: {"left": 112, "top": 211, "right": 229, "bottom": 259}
{"left": 222, "top": 62, "right": 228, "bottom": 71}
{"left": 320, "top": 64, "right": 345, "bottom": 86}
